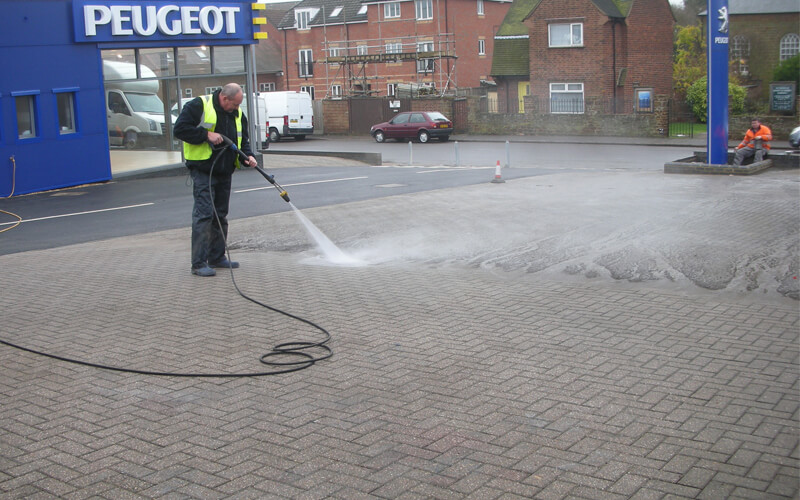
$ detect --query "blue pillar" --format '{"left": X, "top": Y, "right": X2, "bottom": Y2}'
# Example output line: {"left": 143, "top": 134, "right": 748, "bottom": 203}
{"left": 707, "top": 0, "right": 729, "bottom": 164}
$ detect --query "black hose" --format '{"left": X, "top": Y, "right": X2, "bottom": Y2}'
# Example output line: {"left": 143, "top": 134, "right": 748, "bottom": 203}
{"left": 0, "top": 141, "right": 332, "bottom": 377}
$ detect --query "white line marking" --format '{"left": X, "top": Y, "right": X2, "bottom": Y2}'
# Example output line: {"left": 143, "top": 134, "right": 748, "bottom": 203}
{"left": 236, "top": 176, "right": 368, "bottom": 193}
{"left": 0, "top": 203, "right": 155, "bottom": 226}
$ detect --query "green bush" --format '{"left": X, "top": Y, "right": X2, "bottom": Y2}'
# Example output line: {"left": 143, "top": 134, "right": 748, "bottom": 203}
{"left": 686, "top": 76, "right": 746, "bottom": 123}
{"left": 773, "top": 54, "right": 800, "bottom": 87}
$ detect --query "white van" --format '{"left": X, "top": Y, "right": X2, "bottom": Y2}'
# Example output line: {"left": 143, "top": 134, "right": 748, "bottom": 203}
{"left": 172, "top": 93, "right": 269, "bottom": 149}
{"left": 260, "top": 91, "right": 313, "bottom": 142}
{"left": 103, "top": 60, "right": 166, "bottom": 149}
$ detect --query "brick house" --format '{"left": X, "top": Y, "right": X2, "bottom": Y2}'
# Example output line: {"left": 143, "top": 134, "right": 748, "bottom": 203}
{"left": 700, "top": 0, "right": 800, "bottom": 103}
{"left": 254, "top": 2, "right": 299, "bottom": 93}
{"left": 491, "top": 0, "right": 674, "bottom": 115}
{"left": 272, "top": 0, "right": 512, "bottom": 99}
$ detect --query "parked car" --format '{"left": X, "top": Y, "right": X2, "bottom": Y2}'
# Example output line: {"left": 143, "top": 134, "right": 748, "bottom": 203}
{"left": 789, "top": 125, "right": 800, "bottom": 149}
{"left": 370, "top": 111, "right": 453, "bottom": 143}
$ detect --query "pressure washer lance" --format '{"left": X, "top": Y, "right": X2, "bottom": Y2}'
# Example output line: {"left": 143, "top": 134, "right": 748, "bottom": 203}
{"left": 220, "top": 135, "right": 290, "bottom": 202}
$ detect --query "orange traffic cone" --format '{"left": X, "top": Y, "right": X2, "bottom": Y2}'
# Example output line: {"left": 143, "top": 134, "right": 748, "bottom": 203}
{"left": 491, "top": 160, "right": 505, "bottom": 183}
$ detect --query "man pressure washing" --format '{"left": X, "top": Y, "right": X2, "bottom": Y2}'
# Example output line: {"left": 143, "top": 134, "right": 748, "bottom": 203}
{"left": 174, "top": 83, "right": 258, "bottom": 277}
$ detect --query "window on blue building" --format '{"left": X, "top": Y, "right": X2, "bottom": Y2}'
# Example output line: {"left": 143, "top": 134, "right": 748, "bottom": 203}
{"left": 15, "top": 94, "right": 38, "bottom": 139}
{"left": 56, "top": 91, "right": 77, "bottom": 135}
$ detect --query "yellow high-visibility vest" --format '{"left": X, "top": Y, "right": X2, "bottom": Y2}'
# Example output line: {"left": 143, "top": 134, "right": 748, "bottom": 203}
{"left": 183, "top": 95, "right": 243, "bottom": 165}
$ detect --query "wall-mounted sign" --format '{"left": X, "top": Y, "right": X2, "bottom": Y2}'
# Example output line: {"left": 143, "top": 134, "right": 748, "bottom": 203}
{"left": 73, "top": 1, "right": 251, "bottom": 43}
{"left": 770, "top": 82, "right": 796, "bottom": 113}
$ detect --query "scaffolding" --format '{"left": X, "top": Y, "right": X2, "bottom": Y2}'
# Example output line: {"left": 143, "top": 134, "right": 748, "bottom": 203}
{"left": 316, "top": 2, "right": 458, "bottom": 99}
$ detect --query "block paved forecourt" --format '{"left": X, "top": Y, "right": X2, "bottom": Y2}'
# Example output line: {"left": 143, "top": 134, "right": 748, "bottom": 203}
{"left": 0, "top": 167, "right": 798, "bottom": 499}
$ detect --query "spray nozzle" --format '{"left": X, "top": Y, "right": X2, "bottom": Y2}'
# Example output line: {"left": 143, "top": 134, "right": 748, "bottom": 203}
{"left": 280, "top": 191, "right": 290, "bottom": 202}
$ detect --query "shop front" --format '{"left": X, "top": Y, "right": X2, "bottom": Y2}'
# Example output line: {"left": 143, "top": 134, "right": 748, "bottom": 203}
{"left": 0, "top": 0, "right": 265, "bottom": 196}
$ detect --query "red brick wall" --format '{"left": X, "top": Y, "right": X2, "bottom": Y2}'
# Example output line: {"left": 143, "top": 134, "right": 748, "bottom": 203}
{"left": 624, "top": 0, "right": 675, "bottom": 99}
{"left": 524, "top": 0, "right": 673, "bottom": 110}
{"left": 279, "top": 0, "right": 512, "bottom": 99}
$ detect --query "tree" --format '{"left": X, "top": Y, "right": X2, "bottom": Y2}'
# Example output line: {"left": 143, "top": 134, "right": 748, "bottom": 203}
{"left": 686, "top": 76, "right": 746, "bottom": 122}
{"left": 773, "top": 54, "right": 800, "bottom": 87}
{"left": 673, "top": 25, "right": 706, "bottom": 100}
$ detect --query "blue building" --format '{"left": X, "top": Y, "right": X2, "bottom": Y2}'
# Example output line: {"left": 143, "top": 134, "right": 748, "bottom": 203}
{"left": 1, "top": 0, "right": 265, "bottom": 196}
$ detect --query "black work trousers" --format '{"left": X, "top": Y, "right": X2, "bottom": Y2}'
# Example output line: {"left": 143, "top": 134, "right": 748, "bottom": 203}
{"left": 190, "top": 168, "right": 232, "bottom": 269}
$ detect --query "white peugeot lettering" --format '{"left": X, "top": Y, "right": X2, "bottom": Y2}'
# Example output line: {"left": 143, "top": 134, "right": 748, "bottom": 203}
{"left": 200, "top": 5, "right": 223, "bottom": 34}
{"left": 181, "top": 6, "right": 201, "bottom": 35}
{"left": 110, "top": 6, "right": 133, "bottom": 35}
{"left": 82, "top": 4, "right": 241, "bottom": 37}
{"left": 156, "top": 5, "right": 181, "bottom": 35}
{"left": 131, "top": 5, "right": 158, "bottom": 36}
{"left": 84, "top": 5, "right": 111, "bottom": 36}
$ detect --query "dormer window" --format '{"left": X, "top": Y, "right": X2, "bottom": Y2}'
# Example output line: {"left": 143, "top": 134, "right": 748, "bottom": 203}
{"left": 330, "top": 6, "right": 342, "bottom": 18}
{"left": 295, "top": 8, "right": 319, "bottom": 30}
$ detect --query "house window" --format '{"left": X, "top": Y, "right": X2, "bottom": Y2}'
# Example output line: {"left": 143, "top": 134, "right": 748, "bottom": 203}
{"left": 357, "top": 45, "right": 368, "bottom": 55}
{"left": 298, "top": 49, "right": 313, "bottom": 77}
{"left": 328, "top": 47, "right": 342, "bottom": 58}
{"left": 295, "top": 9, "right": 312, "bottom": 30}
{"left": 415, "top": 0, "right": 432, "bottom": 20}
{"left": 386, "top": 42, "right": 403, "bottom": 54}
{"left": 731, "top": 35, "right": 750, "bottom": 76}
{"left": 14, "top": 93, "right": 39, "bottom": 139}
{"left": 205, "top": 86, "right": 222, "bottom": 94}
{"left": 330, "top": 6, "right": 342, "bottom": 18}
{"left": 477, "top": 0, "right": 484, "bottom": 15}
{"left": 259, "top": 82, "right": 275, "bottom": 92}
{"left": 387, "top": 83, "right": 397, "bottom": 96}
{"left": 185, "top": 88, "right": 193, "bottom": 97}
{"left": 300, "top": 85, "right": 315, "bottom": 100}
{"left": 54, "top": 90, "right": 77, "bottom": 135}
{"left": 549, "top": 23, "right": 583, "bottom": 47}
{"left": 549, "top": 83, "right": 584, "bottom": 114}
{"left": 417, "top": 42, "right": 434, "bottom": 72}
{"left": 384, "top": 2, "right": 400, "bottom": 18}
{"left": 358, "top": 5, "right": 367, "bottom": 15}
{"left": 779, "top": 33, "right": 799, "bottom": 61}
{"left": 478, "top": 39, "right": 486, "bottom": 55}
{"left": 634, "top": 88, "right": 653, "bottom": 113}
{"left": 330, "top": 84, "right": 342, "bottom": 97}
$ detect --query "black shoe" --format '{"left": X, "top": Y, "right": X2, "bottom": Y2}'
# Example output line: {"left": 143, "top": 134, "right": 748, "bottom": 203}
{"left": 209, "top": 259, "right": 239, "bottom": 269}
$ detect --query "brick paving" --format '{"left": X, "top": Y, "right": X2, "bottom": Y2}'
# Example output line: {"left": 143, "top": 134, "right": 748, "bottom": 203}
{"left": 0, "top": 168, "right": 798, "bottom": 499}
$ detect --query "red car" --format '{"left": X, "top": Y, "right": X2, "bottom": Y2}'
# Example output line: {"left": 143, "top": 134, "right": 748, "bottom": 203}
{"left": 370, "top": 111, "right": 453, "bottom": 143}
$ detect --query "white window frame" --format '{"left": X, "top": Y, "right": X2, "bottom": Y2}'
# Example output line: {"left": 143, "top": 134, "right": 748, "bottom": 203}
{"left": 779, "top": 33, "right": 799, "bottom": 61}
{"left": 259, "top": 82, "right": 275, "bottom": 92}
{"left": 477, "top": 0, "right": 484, "bottom": 15}
{"left": 549, "top": 82, "right": 584, "bottom": 114}
{"left": 205, "top": 86, "right": 222, "bottom": 94}
{"left": 328, "top": 47, "right": 342, "bottom": 58}
{"left": 387, "top": 83, "right": 397, "bottom": 96}
{"left": 478, "top": 39, "right": 486, "bottom": 55}
{"left": 14, "top": 93, "right": 39, "bottom": 139}
{"left": 330, "top": 84, "right": 342, "bottom": 97}
{"left": 415, "top": 0, "right": 432, "bottom": 20}
{"left": 184, "top": 88, "right": 193, "bottom": 97}
{"left": 417, "top": 41, "right": 434, "bottom": 73}
{"left": 549, "top": 23, "right": 583, "bottom": 48}
{"left": 295, "top": 9, "right": 314, "bottom": 30}
{"left": 357, "top": 45, "right": 368, "bottom": 55}
{"left": 385, "top": 42, "right": 403, "bottom": 54}
{"left": 298, "top": 49, "right": 313, "bottom": 77}
{"left": 329, "top": 6, "right": 342, "bottom": 18}
{"left": 384, "top": 2, "right": 401, "bottom": 19}
{"left": 300, "top": 85, "right": 315, "bottom": 100}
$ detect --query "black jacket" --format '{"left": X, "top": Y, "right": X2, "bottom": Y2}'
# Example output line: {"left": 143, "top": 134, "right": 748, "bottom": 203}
{"left": 173, "top": 89, "right": 254, "bottom": 176}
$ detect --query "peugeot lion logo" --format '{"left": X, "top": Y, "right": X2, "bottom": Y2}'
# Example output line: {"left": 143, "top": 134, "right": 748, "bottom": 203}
{"left": 718, "top": 6, "right": 729, "bottom": 34}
